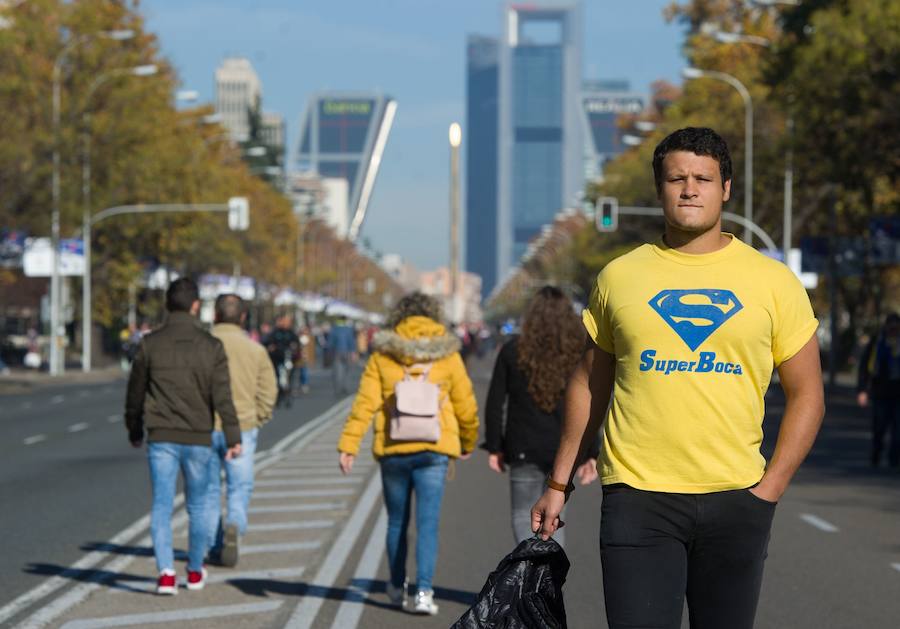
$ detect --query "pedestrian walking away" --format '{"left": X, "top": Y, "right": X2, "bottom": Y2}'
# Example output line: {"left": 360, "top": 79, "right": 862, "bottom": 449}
{"left": 206, "top": 293, "right": 278, "bottom": 568}
{"left": 857, "top": 312, "right": 900, "bottom": 468}
{"left": 531, "top": 127, "right": 825, "bottom": 629}
{"left": 124, "top": 278, "right": 242, "bottom": 596}
{"left": 329, "top": 317, "right": 358, "bottom": 396}
{"left": 483, "top": 285, "right": 599, "bottom": 547}
{"left": 337, "top": 292, "right": 480, "bottom": 616}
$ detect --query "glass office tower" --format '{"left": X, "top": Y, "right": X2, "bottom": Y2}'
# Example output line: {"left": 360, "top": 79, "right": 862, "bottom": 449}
{"left": 465, "top": 35, "right": 499, "bottom": 297}
{"left": 296, "top": 92, "right": 397, "bottom": 240}
{"left": 498, "top": 2, "right": 583, "bottom": 280}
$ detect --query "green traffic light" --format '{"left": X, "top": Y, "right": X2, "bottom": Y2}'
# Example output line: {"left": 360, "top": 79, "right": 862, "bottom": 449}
{"left": 603, "top": 217, "right": 612, "bottom": 226}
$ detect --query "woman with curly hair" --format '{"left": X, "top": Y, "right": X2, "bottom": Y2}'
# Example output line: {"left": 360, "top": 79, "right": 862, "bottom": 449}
{"left": 337, "top": 292, "right": 479, "bottom": 615}
{"left": 484, "top": 285, "right": 599, "bottom": 545}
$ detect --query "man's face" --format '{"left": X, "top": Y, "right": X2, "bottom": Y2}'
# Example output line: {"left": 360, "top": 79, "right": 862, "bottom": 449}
{"left": 658, "top": 151, "right": 731, "bottom": 234}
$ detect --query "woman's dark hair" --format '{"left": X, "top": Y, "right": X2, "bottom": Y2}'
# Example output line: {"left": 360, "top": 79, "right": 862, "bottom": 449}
{"left": 517, "top": 286, "right": 586, "bottom": 413}
{"left": 652, "top": 127, "right": 732, "bottom": 192}
{"left": 385, "top": 291, "right": 443, "bottom": 329}
{"left": 165, "top": 278, "right": 199, "bottom": 313}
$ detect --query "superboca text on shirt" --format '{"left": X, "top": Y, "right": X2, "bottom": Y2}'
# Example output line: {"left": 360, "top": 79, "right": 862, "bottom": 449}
{"left": 640, "top": 289, "right": 745, "bottom": 376}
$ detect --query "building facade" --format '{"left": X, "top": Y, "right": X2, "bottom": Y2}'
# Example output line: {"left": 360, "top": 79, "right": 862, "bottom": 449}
{"left": 465, "top": 35, "right": 500, "bottom": 298}
{"left": 214, "top": 58, "right": 261, "bottom": 143}
{"left": 295, "top": 93, "right": 397, "bottom": 241}
{"left": 497, "top": 2, "right": 583, "bottom": 282}
{"left": 581, "top": 80, "right": 644, "bottom": 181}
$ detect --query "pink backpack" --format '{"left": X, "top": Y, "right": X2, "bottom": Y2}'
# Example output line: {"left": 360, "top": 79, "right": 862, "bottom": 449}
{"left": 390, "top": 363, "right": 443, "bottom": 443}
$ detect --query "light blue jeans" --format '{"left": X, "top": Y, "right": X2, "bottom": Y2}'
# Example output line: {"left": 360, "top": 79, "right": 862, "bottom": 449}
{"left": 510, "top": 462, "right": 565, "bottom": 547}
{"left": 380, "top": 451, "right": 449, "bottom": 592}
{"left": 147, "top": 442, "right": 213, "bottom": 573}
{"left": 206, "top": 428, "right": 258, "bottom": 553}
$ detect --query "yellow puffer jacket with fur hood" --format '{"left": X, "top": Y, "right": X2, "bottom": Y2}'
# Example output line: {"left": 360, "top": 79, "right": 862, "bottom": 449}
{"left": 337, "top": 316, "right": 480, "bottom": 459}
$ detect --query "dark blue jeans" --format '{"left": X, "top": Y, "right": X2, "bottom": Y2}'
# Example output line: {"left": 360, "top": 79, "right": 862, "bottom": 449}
{"left": 380, "top": 451, "right": 449, "bottom": 592}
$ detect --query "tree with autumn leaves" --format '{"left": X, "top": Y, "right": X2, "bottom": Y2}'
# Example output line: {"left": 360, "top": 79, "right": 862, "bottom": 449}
{"left": 0, "top": 0, "right": 397, "bottom": 348}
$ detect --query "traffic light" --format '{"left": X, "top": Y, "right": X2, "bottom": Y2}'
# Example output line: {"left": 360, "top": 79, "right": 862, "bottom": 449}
{"left": 227, "top": 196, "right": 249, "bottom": 231}
{"left": 595, "top": 196, "right": 618, "bottom": 232}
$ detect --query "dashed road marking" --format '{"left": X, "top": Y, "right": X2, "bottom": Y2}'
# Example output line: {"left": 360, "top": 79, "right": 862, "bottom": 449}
{"left": 241, "top": 540, "right": 323, "bottom": 555}
{"left": 799, "top": 513, "right": 839, "bottom": 533}
{"left": 24, "top": 434, "right": 47, "bottom": 446}
{"left": 50, "top": 395, "right": 65, "bottom": 404}
{"left": 249, "top": 502, "right": 347, "bottom": 514}
{"left": 253, "top": 488, "right": 356, "bottom": 499}
{"left": 21, "top": 401, "right": 33, "bottom": 410}
{"left": 68, "top": 422, "right": 90, "bottom": 433}
{"left": 255, "top": 477, "right": 362, "bottom": 487}
{"left": 248, "top": 520, "right": 334, "bottom": 532}
{"left": 107, "top": 414, "right": 120, "bottom": 423}
{"left": 58, "top": 601, "right": 283, "bottom": 628}
{"left": 78, "top": 390, "right": 90, "bottom": 398}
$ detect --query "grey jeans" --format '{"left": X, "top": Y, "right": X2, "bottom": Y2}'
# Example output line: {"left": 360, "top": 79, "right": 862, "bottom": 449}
{"left": 509, "top": 462, "right": 565, "bottom": 547}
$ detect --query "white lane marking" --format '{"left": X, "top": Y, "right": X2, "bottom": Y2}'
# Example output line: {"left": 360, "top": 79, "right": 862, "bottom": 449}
{"left": 23, "top": 435, "right": 47, "bottom": 446}
{"left": 249, "top": 502, "right": 347, "bottom": 514}
{"left": 799, "top": 513, "right": 840, "bottom": 533}
{"left": 50, "top": 395, "right": 65, "bottom": 404}
{"left": 111, "top": 566, "right": 308, "bottom": 594}
{"left": 284, "top": 471, "right": 383, "bottom": 629}
{"left": 78, "top": 390, "right": 90, "bottom": 398}
{"left": 253, "top": 488, "right": 356, "bottom": 499}
{"left": 255, "top": 477, "right": 362, "bottom": 487}
{"left": 58, "top": 601, "right": 283, "bottom": 628}
{"left": 248, "top": 520, "right": 334, "bottom": 532}
{"left": 107, "top": 414, "right": 120, "bottom": 423}
{"left": 241, "top": 541, "right": 322, "bottom": 555}
{"left": 891, "top": 563, "right": 900, "bottom": 573}
{"left": 67, "top": 422, "right": 90, "bottom": 433}
{"left": 4, "top": 397, "right": 352, "bottom": 626}
{"left": 21, "top": 402, "right": 33, "bottom": 410}
{"left": 330, "top": 510, "right": 388, "bottom": 629}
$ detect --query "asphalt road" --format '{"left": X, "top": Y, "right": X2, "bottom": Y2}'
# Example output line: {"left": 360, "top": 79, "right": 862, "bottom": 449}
{"left": 0, "top": 367, "right": 348, "bottom": 614}
{"left": 3, "top": 356, "right": 900, "bottom": 628}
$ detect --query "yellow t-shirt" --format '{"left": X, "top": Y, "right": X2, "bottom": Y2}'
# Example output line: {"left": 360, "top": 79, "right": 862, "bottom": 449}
{"left": 583, "top": 234, "right": 818, "bottom": 493}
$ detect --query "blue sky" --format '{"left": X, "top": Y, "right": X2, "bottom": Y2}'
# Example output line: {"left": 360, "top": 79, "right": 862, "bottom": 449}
{"left": 140, "top": 0, "right": 687, "bottom": 270}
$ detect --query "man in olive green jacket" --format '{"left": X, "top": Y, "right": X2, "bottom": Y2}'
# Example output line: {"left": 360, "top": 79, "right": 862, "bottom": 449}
{"left": 205, "top": 293, "right": 278, "bottom": 567}
{"left": 125, "top": 278, "right": 242, "bottom": 594}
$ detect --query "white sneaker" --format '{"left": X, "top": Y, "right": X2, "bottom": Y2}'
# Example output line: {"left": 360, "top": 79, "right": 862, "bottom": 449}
{"left": 412, "top": 589, "right": 439, "bottom": 615}
{"left": 385, "top": 580, "right": 407, "bottom": 608}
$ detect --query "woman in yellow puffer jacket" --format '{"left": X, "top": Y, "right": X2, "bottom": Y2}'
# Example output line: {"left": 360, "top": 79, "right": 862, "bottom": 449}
{"left": 337, "top": 292, "right": 479, "bottom": 616}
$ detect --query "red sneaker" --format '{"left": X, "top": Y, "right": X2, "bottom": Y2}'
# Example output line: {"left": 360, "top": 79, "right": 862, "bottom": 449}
{"left": 156, "top": 570, "right": 177, "bottom": 595}
{"left": 186, "top": 567, "right": 208, "bottom": 591}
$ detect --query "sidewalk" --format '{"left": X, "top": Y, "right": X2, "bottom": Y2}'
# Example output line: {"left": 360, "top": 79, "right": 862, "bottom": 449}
{"left": 0, "top": 365, "right": 125, "bottom": 396}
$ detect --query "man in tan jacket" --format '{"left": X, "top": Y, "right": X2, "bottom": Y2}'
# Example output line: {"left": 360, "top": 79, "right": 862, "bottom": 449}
{"left": 205, "top": 293, "right": 277, "bottom": 567}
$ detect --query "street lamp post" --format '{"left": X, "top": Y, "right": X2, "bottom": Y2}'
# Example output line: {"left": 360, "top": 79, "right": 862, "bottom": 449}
{"left": 50, "top": 28, "right": 134, "bottom": 375}
{"left": 80, "top": 64, "right": 158, "bottom": 371}
{"left": 448, "top": 122, "right": 462, "bottom": 323}
{"left": 683, "top": 67, "right": 754, "bottom": 244}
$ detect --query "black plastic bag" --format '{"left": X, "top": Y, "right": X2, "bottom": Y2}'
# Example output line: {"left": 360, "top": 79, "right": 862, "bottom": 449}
{"left": 450, "top": 536, "right": 570, "bottom": 629}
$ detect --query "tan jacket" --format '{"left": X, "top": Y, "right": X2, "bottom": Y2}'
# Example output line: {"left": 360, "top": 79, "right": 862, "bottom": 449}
{"left": 337, "top": 316, "right": 480, "bottom": 459}
{"left": 213, "top": 323, "right": 277, "bottom": 432}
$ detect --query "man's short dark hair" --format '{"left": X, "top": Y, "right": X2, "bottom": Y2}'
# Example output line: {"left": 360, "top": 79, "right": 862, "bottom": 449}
{"left": 652, "top": 127, "right": 733, "bottom": 192}
{"left": 215, "top": 293, "right": 244, "bottom": 325}
{"left": 165, "top": 278, "right": 199, "bottom": 313}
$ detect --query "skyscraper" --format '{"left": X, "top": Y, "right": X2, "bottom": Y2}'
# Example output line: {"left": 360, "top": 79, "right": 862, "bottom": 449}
{"left": 465, "top": 35, "right": 499, "bottom": 297}
{"left": 497, "top": 2, "right": 583, "bottom": 281}
{"left": 295, "top": 93, "right": 397, "bottom": 241}
{"left": 581, "top": 80, "right": 644, "bottom": 181}
{"left": 214, "top": 58, "right": 261, "bottom": 143}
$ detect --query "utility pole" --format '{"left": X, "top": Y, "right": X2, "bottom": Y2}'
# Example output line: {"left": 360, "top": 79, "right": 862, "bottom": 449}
{"left": 449, "top": 122, "right": 462, "bottom": 323}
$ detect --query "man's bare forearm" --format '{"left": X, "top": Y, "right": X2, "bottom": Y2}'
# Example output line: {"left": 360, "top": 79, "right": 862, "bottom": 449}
{"left": 550, "top": 348, "right": 614, "bottom": 485}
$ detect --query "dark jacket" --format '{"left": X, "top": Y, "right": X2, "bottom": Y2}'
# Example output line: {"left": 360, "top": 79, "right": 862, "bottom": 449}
{"left": 451, "top": 537, "right": 569, "bottom": 629}
{"left": 483, "top": 337, "right": 598, "bottom": 472}
{"left": 125, "top": 311, "right": 241, "bottom": 447}
{"left": 858, "top": 335, "right": 900, "bottom": 400}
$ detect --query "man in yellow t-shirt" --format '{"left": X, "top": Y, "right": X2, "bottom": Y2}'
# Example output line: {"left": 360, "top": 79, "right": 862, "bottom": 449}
{"left": 532, "top": 127, "right": 825, "bottom": 629}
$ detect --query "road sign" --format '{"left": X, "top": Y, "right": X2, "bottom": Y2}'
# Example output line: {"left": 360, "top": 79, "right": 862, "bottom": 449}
{"left": 228, "top": 197, "right": 250, "bottom": 231}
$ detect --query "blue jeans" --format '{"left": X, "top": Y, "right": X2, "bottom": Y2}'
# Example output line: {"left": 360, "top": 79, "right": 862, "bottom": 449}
{"left": 147, "top": 442, "right": 213, "bottom": 573}
{"left": 206, "top": 428, "right": 258, "bottom": 553}
{"left": 380, "top": 451, "right": 449, "bottom": 592}
{"left": 510, "top": 462, "right": 565, "bottom": 547}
